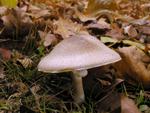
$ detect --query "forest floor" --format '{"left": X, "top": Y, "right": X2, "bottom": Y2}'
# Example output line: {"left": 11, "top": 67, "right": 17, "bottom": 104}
{"left": 0, "top": 0, "right": 150, "bottom": 113}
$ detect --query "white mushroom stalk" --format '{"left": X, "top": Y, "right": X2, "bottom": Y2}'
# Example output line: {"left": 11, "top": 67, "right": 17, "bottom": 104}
{"left": 38, "top": 34, "right": 121, "bottom": 104}
{"left": 72, "top": 70, "right": 88, "bottom": 103}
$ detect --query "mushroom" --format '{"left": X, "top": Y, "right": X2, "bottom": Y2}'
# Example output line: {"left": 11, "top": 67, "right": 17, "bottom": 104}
{"left": 38, "top": 34, "right": 121, "bottom": 104}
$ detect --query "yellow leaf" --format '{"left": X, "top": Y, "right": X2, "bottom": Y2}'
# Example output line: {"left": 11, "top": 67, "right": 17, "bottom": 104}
{"left": 85, "top": 0, "right": 118, "bottom": 15}
{"left": 0, "top": 0, "right": 18, "bottom": 8}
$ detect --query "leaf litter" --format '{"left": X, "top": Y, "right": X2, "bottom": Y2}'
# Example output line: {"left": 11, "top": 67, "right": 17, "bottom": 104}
{"left": 0, "top": 0, "right": 150, "bottom": 113}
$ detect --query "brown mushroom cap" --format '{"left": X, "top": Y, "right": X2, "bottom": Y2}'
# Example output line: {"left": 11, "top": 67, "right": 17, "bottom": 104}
{"left": 38, "top": 34, "right": 121, "bottom": 73}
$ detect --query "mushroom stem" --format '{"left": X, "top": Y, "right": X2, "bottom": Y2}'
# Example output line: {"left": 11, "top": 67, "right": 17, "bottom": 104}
{"left": 72, "top": 70, "right": 88, "bottom": 104}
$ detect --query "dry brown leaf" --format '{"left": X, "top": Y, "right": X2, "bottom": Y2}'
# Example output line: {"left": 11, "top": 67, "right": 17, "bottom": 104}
{"left": 86, "top": 18, "right": 110, "bottom": 30}
{"left": 96, "top": 90, "right": 121, "bottom": 113}
{"left": 114, "top": 46, "right": 150, "bottom": 88}
{"left": 53, "top": 18, "right": 87, "bottom": 38}
{"left": 124, "top": 25, "right": 138, "bottom": 38}
{"left": 97, "top": 18, "right": 111, "bottom": 28}
{"left": 97, "top": 78, "right": 111, "bottom": 86}
{"left": 11, "top": 50, "right": 33, "bottom": 68}
{"left": 1, "top": 10, "right": 18, "bottom": 28}
{"left": 0, "top": 6, "right": 7, "bottom": 15}
{"left": 0, "top": 48, "right": 11, "bottom": 60}
{"left": 118, "top": 0, "right": 144, "bottom": 19}
{"left": 83, "top": 66, "right": 114, "bottom": 97}
{"left": 75, "top": 10, "right": 96, "bottom": 22}
{"left": 30, "top": 85, "right": 41, "bottom": 111}
{"left": 38, "top": 31, "right": 58, "bottom": 47}
{"left": 141, "top": 3, "right": 150, "bottom": 13}
{"left": 7, "top": 82, "right": 28, "bottom": 100}
{"left": 138, "top": 26, "right": 150, "bottom": 35}
{"left": 27, "top": 4, "right": 51, "bottom": 19}
{"left": 121, "top": 95, "right": 141, "bottom": 113}
{"left": 130, "top": 16, "right": 150, "bottom": 26}
{"left": 85, "top": 0, "right": 118, "bottom": 15}
{"left": 17, "top": 57, "right": 33, "bottom": 68}
{"left": 0, "top": 7, "right": 33, "bottom": 38}
{"left": 14, "top": 82, "right": 28, "bottom": 94}
{"left": 106, "top": 23, "right": 125, "bottom": 40}
{"left": 0, "top": 67, "right": 5, "bottom": 79}
{"left": 1, "top": 7, "right": 32, "bottom": 28}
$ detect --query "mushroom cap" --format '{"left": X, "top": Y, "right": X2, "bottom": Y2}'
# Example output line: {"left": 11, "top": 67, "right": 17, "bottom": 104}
{"left": 38, "top": 34, "right": 121, "bottom": 73}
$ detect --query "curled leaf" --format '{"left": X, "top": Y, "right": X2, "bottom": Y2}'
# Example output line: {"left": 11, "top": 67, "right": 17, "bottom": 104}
{"left": 17, "top": 58, "right": 33, "bottom": 68}
{"left": 85, "top": 0, "right": 118, "bottom": 15}
{"left": 114, "top": 46, "right": 150, "bottom": 88}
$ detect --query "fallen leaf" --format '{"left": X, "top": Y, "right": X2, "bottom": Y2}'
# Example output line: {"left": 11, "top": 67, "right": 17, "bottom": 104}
{"left": 101, "top": 36, "right": 118, "bottom": 44}
{"left": 141, "top": 3, "right": 150, "bottom": 17}
{"left": 139, "top": 105, "right": 149, "bottom": 112}
{"left": 30, "top": 85, "right": 41, "bottom": 111}
{"left": 38, "top": 31, "right": 58, "bottom": 47}
{"left": 0, "top": 0, "right": 18, "bottom": 8}
{"left": 85, "top": 0, "right": 118, "bottom": 15}
{"left": 122, "top": 40, "right": 145, "bottom": 50}
{"left": 17, "top": 57, "right": 33, "bottom": 68}
{"left": 106, "top": 23, "right": 125, "bottom": 40}
{"left": 114, "top": 46, "right": 150, "bottom": 88}
{"left": 97, "top": 18, "right": 111, "bottom": 29}
{"left": 10, "top": 82, "right": 28, "bottom": 94}
{"left": 0, "top": 48, "right": 11, "bottom": 60}
{"left": 27, "top": 5, "right": 51, "bottom": 19}
{"left": 75, "top": 10, "right": 96, "bottom": 22}
{"left": 123, "top": 40, "right": 150, "bottom": 55}
{"left": 1, "top": 7, "right": 31, "bottom": 28}
{"left": 96, "top": 90, "right": 121, "bottom": 113}
{"left": 1, "top": 7, "right": 33, "bottom": 38}
{"left": 0, "top": 6, "right": 7, "bottom": 15}
{"left": 83, "top": 66, "right": 123, "bottom": 113}
{"left": 121, "top": 95, "right": 141, "bottom": 113}
{"left": 53, "top": 18, "right": 87, "bottom": 38}
{"left": 138, "top": 26, "right": 150, "bottom": 35}
{"left": 0, "top": 67, "right": 5, "bottom": 79}
{"left": 123, "top": 25, "right": 138, "bottom": 38}
{"left": 97, "top": 78, "right": 111, "bottom": 86}
{"left": 86, "top": 18, "right": 110, "bottom": 30}
{"left": 130, "top": 16, "right": 150, "bottom": 26}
